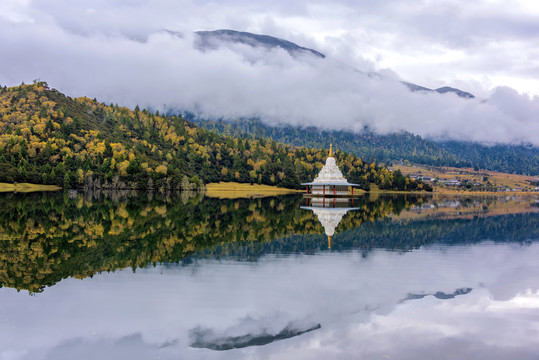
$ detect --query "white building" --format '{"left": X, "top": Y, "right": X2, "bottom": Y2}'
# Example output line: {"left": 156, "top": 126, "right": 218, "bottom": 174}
{"left": 301, "top": 144, "right": 360, "bottom": 196}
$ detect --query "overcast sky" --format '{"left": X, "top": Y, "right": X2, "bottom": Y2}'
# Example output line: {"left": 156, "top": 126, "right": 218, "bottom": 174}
{"left": 1, "top": 0, "right": 538, "bottom": 145}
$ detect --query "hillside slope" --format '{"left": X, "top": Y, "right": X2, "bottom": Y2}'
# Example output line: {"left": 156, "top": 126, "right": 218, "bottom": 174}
{"left": 0, "top": 82, "right": 431, "bottom": 191}
{"left": 191, "top": 118, "right": 539, "bottom": 175}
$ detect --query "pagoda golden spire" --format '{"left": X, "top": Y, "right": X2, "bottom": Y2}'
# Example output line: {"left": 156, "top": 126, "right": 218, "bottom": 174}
{"left": 328, "top": 235, "right": 332, "bottom": 250}
{"left": 329, "top": 143, "right": 333, "bottom": 157}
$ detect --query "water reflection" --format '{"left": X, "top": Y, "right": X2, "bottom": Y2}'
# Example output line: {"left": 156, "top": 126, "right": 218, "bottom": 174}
{"left": 1, "top": 243, "right": 539, "bottom": 360}
{"left": 0, "top": 192, "right": 424, "bottom": 292}
{"left": 0, "top": 192, "right": 539, "bottom": 359}
{"left": 0, "top": 192, "right": 537, "bottom": 293}
{"left": 301, "top": 197, "right": 360, "bottom": 249}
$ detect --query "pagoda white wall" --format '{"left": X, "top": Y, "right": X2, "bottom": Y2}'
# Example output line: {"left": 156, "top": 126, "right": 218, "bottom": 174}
{"left": 310, "top": 185, "right": 350, "bottom": 196}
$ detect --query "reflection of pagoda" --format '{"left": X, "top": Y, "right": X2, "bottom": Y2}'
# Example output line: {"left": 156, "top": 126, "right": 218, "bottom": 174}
{"left": 301, "top": 144, "right": 360, "bottom": 196}
{"left": 301, "top": 198, "right": 359, "bottom": 250}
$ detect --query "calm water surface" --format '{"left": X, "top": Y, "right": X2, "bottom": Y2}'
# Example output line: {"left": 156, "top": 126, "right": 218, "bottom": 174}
{"left": 0, "top": 192, "right": 538, "bottom": 359}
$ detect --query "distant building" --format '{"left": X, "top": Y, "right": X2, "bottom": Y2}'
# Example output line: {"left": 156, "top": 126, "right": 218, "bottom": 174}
{"left": 444, "top": 179, "right": 461, "bottom": 186}
{"left": 301, "top": 144, "right": 360, "bottom": 196}
{"left": 411, "top": 174, "right": 433, "bottom": 182}
{"left": 421, "top": 176, "right": 433, "bottom": 182}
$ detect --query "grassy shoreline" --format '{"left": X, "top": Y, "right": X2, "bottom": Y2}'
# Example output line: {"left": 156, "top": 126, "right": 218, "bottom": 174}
{"left": 207, "top": 181, "right": 539, "bottom": 198}
{"left": 0, "top": 183, "right": 62, "bottom": 193}
{"left": 0, "top": 180, "right": 535, "bottom": 197}
{"left": 205, "top": 182, "right": 302, "bottom": 199}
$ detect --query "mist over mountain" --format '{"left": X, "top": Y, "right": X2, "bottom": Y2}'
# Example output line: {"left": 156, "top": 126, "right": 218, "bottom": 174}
{"left": 187, "top": 30, "right": 538, "bottom": 174}
{"left": 195, "top": 30, "right": 325, "bottom": 59}
{"left": 196, "top": 30, "right": 475, "bottom": 99}
{"left": 2, "top": 17, "right": 539, "bottom": 146}
{"left": 156, "top": 31, "right": 539, "bottom": 146}
{"left": 402, "top": 82, "right": 475, "bottom": 99}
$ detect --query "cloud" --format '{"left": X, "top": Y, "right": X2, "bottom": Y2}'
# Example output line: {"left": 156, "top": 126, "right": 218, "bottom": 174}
{"left": 0, "top": 0, "right": 538, "bottom": 145}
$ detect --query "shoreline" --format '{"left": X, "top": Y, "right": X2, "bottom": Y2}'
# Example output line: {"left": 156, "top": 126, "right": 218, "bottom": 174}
{"left": 0, "top": 183, "right": 62, "bottom": 193}
{"left": 431, "top": 188, "right": 539, "bottom": 196}
{"left": 204, "top": 182, "right": 302, "bottom": 199}
{"left": 1, "top": 181, "right": 537, "bottom": 198}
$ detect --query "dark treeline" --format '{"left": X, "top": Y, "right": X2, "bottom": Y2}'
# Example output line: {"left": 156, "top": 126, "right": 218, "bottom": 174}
{"left": 191, "top": 117, "right": 539, "bottom": 175}
{"left": 0, "top": 82, "right": 431, "bottom": 191}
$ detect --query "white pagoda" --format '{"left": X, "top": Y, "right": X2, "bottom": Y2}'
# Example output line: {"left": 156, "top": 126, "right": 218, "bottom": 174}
{"left": 301, "top": 144, "right": 360, "bottom": 196}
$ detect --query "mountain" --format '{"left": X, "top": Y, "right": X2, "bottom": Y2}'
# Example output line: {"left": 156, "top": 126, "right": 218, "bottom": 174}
{"left": 195, "top": 29, "right": 325, "bottom": 58}
{"left": 402, "top": 82, "right": 475, "bottom": 98}
{"left": 183, "top": 30, "right": 539, "bottom": 174}
{"left": 190, "top": 117, "right": 539, "bottom": 175}
{"left": 194, "top": 29, "right": 474, "bottom": 99}
{"left": 0, "top": 81, "right": 431, "bottom": 191}
{"left": 435, "top": 86, "right": 475, "bottom": 99}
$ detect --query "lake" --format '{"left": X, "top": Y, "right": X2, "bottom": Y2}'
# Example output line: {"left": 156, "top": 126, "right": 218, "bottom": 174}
{"left": 1, "top": 191, "right": 538, "bottom": 359}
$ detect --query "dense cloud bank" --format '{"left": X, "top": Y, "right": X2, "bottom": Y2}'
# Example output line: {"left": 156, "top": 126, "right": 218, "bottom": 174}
{"left": 1, "top": 1, "right": 538, "bottom": 145}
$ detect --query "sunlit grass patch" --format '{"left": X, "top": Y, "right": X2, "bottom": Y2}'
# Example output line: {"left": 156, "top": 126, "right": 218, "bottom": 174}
{"left": 0, "top": 183, "right": 62, "bottom": 193}
{"left": 205, "top": 182, "right": 302, "bottom": 199}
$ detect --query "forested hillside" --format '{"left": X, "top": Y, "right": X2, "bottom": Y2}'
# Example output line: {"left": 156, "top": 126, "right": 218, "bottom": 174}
{"left": 0, "top": 82, "right": 430, "bottom": 191}
{"left": 191, "top": 118, "right": 539, "bottom": 175}
{"left": 439, "top": 141, "right": 539, "bottom": 174}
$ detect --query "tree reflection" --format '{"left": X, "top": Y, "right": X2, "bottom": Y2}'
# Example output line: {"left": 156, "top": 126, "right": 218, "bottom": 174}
{"left": 0, "top": 192, "right": 536, "bottom": 293}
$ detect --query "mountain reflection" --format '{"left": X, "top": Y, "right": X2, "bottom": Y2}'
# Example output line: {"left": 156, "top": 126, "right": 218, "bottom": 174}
{"left": 0, "top": 191, "right": 537, "bottom": 293}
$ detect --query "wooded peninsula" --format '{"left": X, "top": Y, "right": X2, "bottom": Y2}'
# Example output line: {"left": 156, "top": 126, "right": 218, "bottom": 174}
{"left": 0, "top": 81, "right": 431, "bottom": 192}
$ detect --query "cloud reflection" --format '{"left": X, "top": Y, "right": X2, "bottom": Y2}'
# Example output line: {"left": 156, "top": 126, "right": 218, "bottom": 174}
{"left": 1, "top": 242, "right": 539, "bottom": 359}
